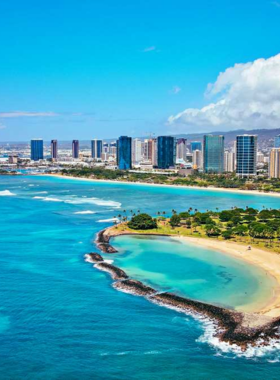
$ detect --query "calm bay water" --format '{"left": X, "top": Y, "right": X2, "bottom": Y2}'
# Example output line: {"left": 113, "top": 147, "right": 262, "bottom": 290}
{"left": 112, "top": 235, "right": 276, "bottom": 312}
{"left": 1, "top": 175, "right": 280, "bottom": 379}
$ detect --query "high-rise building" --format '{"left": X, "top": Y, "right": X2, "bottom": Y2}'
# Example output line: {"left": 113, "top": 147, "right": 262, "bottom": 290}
{"left": 224, "top": 151, "right": 235, "bottom": 172}
{"left": 132, "top": 138, "right": 143, "bottom": 164}
{"left": 274, "top": 134, "right": 280, "bottom": 148}
{"left": 176, "top": 138, "right": 187, "bottom": 160}
{"left": 257, "top": 152, "right": 265, "bottom": 164}
{"left": 91, "top": 139, "right": 102, "bottom": 159}
{"left": 117, "top": 136, "right": 132, "bottom": 170}
{"left": 103, "top": 142, "right": 109, "bottom": 153}
{"left": 203, "top": 135, "right": 224, "bottom": 173}
{"left": 31, "top": 139, "right": 44, "bottom": 161}
{"left": 193, "top": 150, "right": 202, "bottom": 169}
{"left": 109, "top": 141, "right": 117, "bottom": 155}
{"left": 157, "top": 136, "right": 176, "bottom": 169}
{"left": 51, "top": 140, "right": 58, "bottom": 160}
{"left": 269, "top": 148, "right": 280, "bottom": 178}
{"left": 72, "top": 140, "right": 79, "bottom": 159}
{"left": 191, "top": 141, "right": 202, "bottom": 152}
{"left": 143, "top": 138, "right": 157, "bottom": 166}
{"left": 236, "top": 135, "right": 257, "bottom": 177}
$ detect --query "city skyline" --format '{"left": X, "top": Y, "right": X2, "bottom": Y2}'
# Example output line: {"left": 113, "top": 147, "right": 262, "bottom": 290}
{"left": 1, "top": 1, "right": 280, "bottom": 141}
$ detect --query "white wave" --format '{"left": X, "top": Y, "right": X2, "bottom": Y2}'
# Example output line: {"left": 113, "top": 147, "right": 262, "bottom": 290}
{"left": 197, "top": 317, "right": 280, "bottom": 359}
{"left": 34, "top": 191, "right": 48, "bottom": 194}
{"left": 74, "top": 210, "right": 96, "bottom": 215}
{"left": 33, "top": 196, "right": 62, "bottom": 202}
{"left": 84, "top": 254, "right": 95, "bottom": 264}
{"left": 0, "top": 190, "right": 15, "bottom": 196}
{"left": 97, "top": 218, "right": 119, "bottom": 223}
{"left": 150, "top": 298, "right": 280, "bottom": 359}
{"left": 104, "top": 259, "right": 114, "bottom": 264}
{"left": 28, "top": 184, "right": 35, "bottom": 187}
{"left": 65, "top": 197, "right": 121, "bottom": 208}
{"left": 44, "top": 197, "right": 62, "bottom": 202}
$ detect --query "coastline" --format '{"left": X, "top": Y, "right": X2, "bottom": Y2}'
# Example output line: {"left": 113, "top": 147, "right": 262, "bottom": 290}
{"left": 40, "top": 173, "right": 280, "bottom": 198}
{"left": 87, "top": 226, "right": 280, "bottom": 348}
{"left": 103, "top": 226, "right": 280, "bottom": 318}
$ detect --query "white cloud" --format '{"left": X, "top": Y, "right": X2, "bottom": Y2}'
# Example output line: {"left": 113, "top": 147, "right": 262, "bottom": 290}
{"left": 0, "top": 111, "right": 59, "bottom": 118}
{"left": 168, "top": 53, "right": 280, "bottom": 132}
{"left": 170, "top": 86, "right": 181, "bottom": 95}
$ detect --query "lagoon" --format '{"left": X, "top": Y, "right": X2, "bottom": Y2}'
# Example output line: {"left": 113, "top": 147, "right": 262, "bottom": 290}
{"left": 1, "top": 175, "right": 280, "bottom": 379}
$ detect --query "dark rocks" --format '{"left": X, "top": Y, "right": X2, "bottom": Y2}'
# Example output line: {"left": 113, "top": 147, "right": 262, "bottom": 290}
{"left": 113, "top": 279, "right": 157, "bottom": 296}
{"left": 84, "top": 252, "right": 104, "bottom": 263}
{"left": 150, "top": 292, "right": 280, "bottom": 348}
{"left": 95, "top": 262, "right": 128, "bottom": 280}
{"left": 96, "top": 230, "right": 118, "bottom": 253}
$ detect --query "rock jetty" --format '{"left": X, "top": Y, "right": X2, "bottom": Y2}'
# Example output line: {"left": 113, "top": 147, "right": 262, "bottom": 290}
{"left": 96, "top": 229, "right": 118, "bottom": 253}
{"left": 95, "top": 262, "right": 128, "bottom": 280}
{"left": 84, "top": 252, "right": 104, "bottom": 263}
{"left": 113, "top": 279, "right": 157, "bottom": 296}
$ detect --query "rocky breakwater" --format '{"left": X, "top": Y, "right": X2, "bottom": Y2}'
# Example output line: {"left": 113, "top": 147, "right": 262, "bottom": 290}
{"left": 96, "top": 229, "right": 118, "bottom": 253}
{"left": 114, "top": 279, "right": 157, "bottom": 296}
{"left": 95, "top": 262, "right": 129, "bottom": 281}
{"left": 84, "top": 252, "right": 104, "bottom": 263}
{"left": 150, "top": 292, "right": 280, "bottom": 348}
{"left": 90, "top": 225, "right": 280, "bottom": 349}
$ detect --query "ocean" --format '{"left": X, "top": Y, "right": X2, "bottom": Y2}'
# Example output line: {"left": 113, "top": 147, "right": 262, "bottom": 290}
{"left": 1, "top": 175, "right": 280, "bottom": 379}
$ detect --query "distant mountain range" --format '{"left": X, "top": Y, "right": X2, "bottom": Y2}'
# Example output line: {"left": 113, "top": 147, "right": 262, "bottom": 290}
{"left": 170, "top": 128, "right": 280, "bottom": 149}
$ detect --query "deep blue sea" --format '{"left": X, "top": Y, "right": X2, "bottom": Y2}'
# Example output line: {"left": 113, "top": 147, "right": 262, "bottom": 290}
{"left": 1, "top": 175, "right": 280, "bottom": 380}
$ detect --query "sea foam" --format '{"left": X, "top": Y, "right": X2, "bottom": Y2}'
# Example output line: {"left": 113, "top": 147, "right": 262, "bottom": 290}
{"left": 74, "top": 210, "right": 96, "bottom": 215}
{"left": 97, "top": 218, "right": 119, "bottom": 223}
{"left": 65, "top": 197, "right": 121, "bottom": 208}
{"left": 0, "top": 190, "right": 15, "bottom": 196}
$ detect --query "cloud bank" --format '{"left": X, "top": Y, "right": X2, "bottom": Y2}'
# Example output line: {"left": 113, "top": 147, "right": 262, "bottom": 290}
{"left": 168, "top": 53, "right": 280, "bottom": 132}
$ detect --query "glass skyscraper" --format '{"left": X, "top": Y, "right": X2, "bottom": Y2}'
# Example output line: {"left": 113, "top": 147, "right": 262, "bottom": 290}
{"left": 274, "top": 134, "right": 280, "bottom": 148}
{"left": 157, "top": 136, "right": 176, "bottom": 169}
{"left": 91, "top": 139, "right": 102, "bottom": 159}
{"left": 31, "top": 139, "right": 44, "bottom": 161}
{"left": 51, "top": 140, "right": 58, "bottom": 160}
{"left": 236, "top": 135, "right": 257, "bottom": 177}
{"left": 117, "top": 136, "right": 132, "bottom": 170}
{"left": 203, "top": 135, "right": 224, "bottom": 173}
{"left": 191, "top": 141, "right": 202, "bottom": 152}
{"left": 72, "top": 140, "right": 79, "bottom": 159}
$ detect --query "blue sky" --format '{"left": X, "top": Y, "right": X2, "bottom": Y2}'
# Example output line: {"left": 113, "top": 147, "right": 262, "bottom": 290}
{"left": 0, "top": 0, "right": 280, "bottom": 141}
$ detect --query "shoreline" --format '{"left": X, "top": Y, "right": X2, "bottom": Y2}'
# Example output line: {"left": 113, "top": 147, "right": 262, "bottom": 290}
{"left": 87, "top": 225, "right": 280, "bottom": 348}
{"left": 39, "top": 173, "right": 280, "bottom": 198}
{"left": 103, "top": 226, "right": 280, "bottom": 318}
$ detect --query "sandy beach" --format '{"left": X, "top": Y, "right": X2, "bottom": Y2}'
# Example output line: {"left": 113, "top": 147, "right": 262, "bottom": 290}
{"left": 103, "top": 225, "right": 280, "bottom": 322}
{"left": 177, "top": 236, "right": 280, "bottom": 318}
{"left": 41, "top": 173, "right": 280, "bottom": 198}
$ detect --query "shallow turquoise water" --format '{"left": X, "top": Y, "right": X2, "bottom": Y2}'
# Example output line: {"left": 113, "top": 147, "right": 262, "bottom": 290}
{"left": 112, "top": 235, "right": 276, "bottom": 312}
{"left": 1, "top": 175, "right": 280, "bottom": 379}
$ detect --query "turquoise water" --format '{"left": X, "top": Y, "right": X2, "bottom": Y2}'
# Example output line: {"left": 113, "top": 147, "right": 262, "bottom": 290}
{"left": 112, "top": 235, "right": 276, "bottom": 312}
{"left": 1, "top": 175, "right": 280, "bottom": 379}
